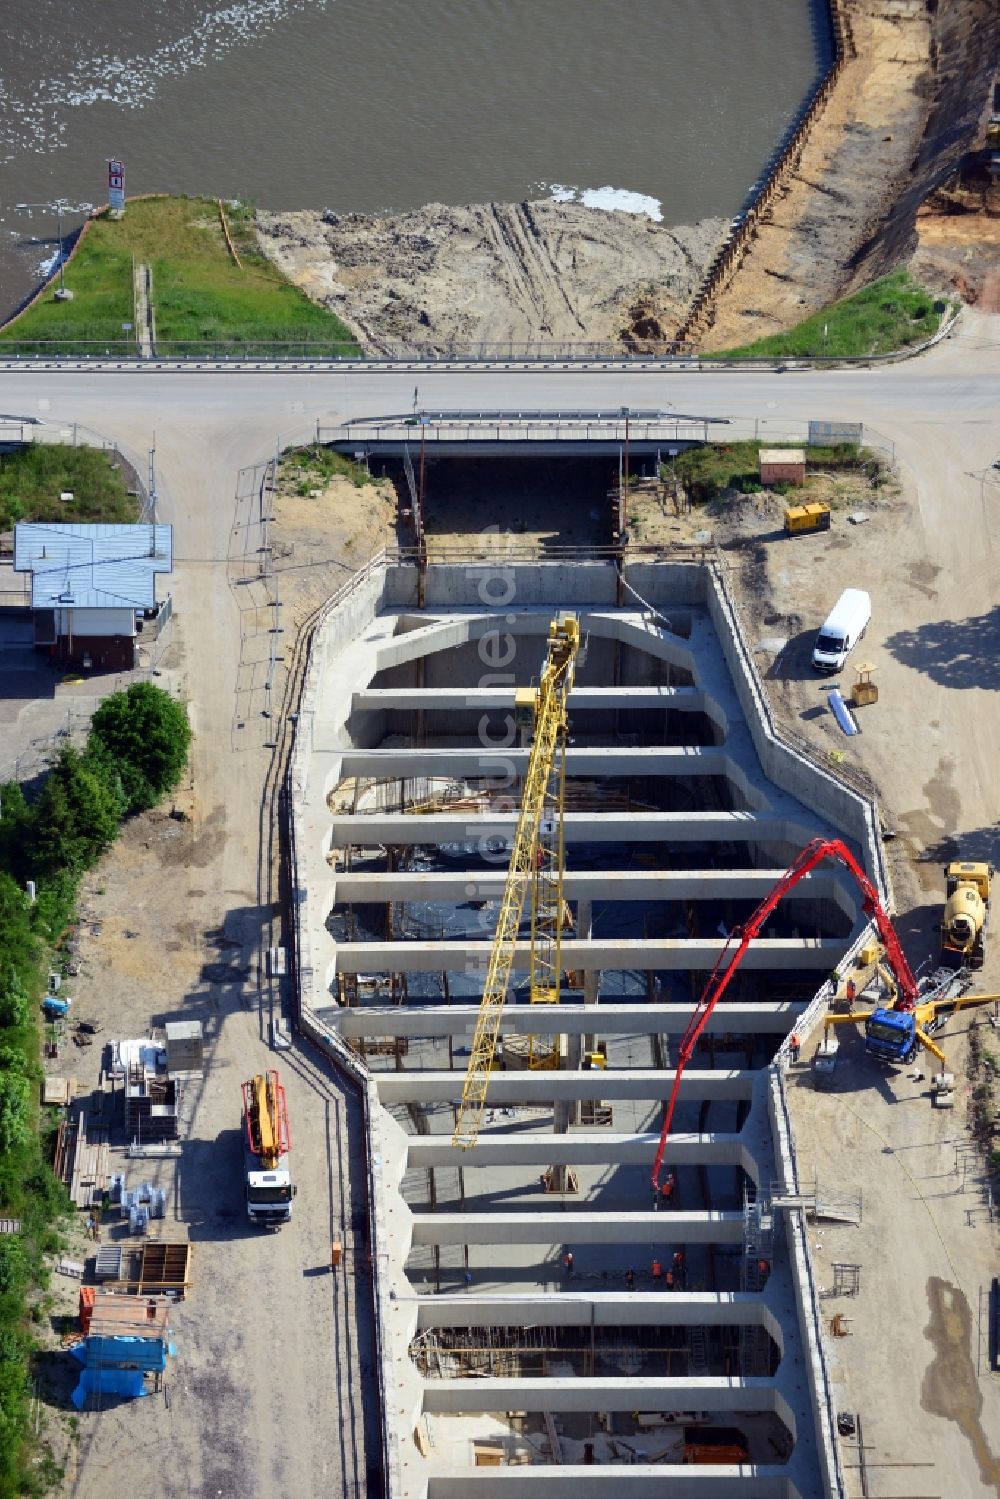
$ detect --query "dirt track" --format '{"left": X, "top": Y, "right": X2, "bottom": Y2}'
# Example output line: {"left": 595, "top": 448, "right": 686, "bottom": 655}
{"left": 35, "top": 441, "right": 380, "bottom": 1499}
{"left": 257, "top": 199, "right": 725, "bottom": 352}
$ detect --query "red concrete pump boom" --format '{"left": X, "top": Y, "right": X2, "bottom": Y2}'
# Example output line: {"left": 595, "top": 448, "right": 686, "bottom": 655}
{"left": 651, "top": 836, "right": 915, "bottom": 1188}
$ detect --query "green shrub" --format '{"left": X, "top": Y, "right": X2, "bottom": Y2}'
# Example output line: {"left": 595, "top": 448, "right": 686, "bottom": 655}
{"left": 88, "top": 683, "right": 191, "bottom": 813}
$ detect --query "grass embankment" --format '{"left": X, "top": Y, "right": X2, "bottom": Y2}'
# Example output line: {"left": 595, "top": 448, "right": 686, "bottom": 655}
{"left": 712, "top": 272, "right": 950, "bottom": 361}
{"left": 277, "top": 443, "right": 378, "bottom": 497}
{"left": 0, "top": 196, "right": 359, "bottom": 356}
{"left": 664, "top": 441, "right": 887, "bottom": 506}
{"left": 0, "top": 446, "right": 137, "bottom": 531}
{"left": 0, "top": 685, "right": 191, "bottom": 1496}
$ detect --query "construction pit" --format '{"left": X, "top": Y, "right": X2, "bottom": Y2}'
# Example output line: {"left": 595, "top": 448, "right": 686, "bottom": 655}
{"left": 288, "top": 555, "right": 891, "bottom": 1497}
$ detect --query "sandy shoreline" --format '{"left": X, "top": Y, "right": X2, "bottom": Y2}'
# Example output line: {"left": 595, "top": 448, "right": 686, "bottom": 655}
{"left": 257, "top": 199, "right": 726, "bottom": 353}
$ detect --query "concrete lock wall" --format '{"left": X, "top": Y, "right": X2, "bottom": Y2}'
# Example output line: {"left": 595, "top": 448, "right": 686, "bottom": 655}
{"left": 704, "top": 563, "right": 888, "bottom": 900}
{"left": 767, "top": 1070, "right": 846, "bottom": 1499}
{"left": 286, "top": 552, "right": 879, "bottom": 1499}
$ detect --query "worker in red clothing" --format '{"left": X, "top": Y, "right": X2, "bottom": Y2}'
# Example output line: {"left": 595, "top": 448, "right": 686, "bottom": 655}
{"left": 664, "top": 1268, "right": 676, "bottom": 1291}
{"left": 651, "top": 1257, "right": 663, "bottom": 1285}
{"left": 659, "top": 1171, "right": 676, "bottom": 1207}
{"left": 757, "top": 1257, "right": 771, "bottom": 1287}
{"left": 562, "top": 1250, "right": 574, "bottom": 1278}
{"left": 789, "top": 1032, "right": 801, "bottom": 1063}
{"left": 672, "top": 1249, "right": 686, "bottom": 1289}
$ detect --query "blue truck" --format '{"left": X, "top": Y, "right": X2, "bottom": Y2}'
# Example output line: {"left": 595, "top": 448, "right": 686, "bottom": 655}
{"left": 863, "top": 1007, "right": 920, "bottom": 1065}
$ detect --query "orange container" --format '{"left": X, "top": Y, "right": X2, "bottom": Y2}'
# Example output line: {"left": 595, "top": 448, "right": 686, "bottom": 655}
{"left": 79, "top": 1285, "right": 96, "bottom": 1334}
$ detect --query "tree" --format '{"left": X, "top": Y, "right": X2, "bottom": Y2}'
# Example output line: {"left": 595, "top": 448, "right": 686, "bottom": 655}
{"left": 27, "top": 746, "right": 119, "bottom": 879}
{"left": 0, "top": 783, "right": 30, "bottom": 885}
{"left": 0, "top": 974, "right": 28, "bottom": 1032}
{"left": 0, "top": 1050, "right": 30, "bottom": 1153}
{"left": 0, "top": 875, "right": 38, "bottom": 1027}
{"left": 88, "top": 683, "right": 191, "bottom": 814}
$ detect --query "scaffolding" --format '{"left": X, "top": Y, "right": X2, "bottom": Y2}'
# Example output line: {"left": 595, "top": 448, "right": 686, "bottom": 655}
{"left": 739, "top": 1184, "right": 775, "bottom": 1378}
{"left": 409, "top": 1323, "right": 717, "bottom": 1381}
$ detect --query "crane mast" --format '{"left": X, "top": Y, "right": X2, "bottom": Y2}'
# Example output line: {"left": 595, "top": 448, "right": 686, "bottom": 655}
{"left": 452, "top": 616, "right": 579, "bottom": 1149}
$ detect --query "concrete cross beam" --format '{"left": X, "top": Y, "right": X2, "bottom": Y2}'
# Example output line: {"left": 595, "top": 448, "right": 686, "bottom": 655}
{"left": 333, "top": 1001, "right": 807, "bottom": 1038}
{"left": 335, "top": 746, "right": 729, "bottom": 778}
{"left": 375, "top": 1071, "right": 753, "bottom": 1105}
{"left": 409, "top": 1211, "right": 744, "bottom": 1246}
{"left": 422, "top": 1374, "right": 786, "bottom": 1416}
{"left": 425, "top": 1468, "right": 792, "bottom": 1497}
{"left": 332, "top": 936, "right": 842, "bottom": 973}
{"left": 352, "top": 685, "right": 708, "bottom": 711}
{"left": 328, "top": 809, "right": 820, "bottom": 846}
{"left": 414, "top": 1290, "right": 782, "bottom": 1336}
{"left": 334, "top": 869, "right": 839, "bottom": 903}
{"left": 405, "top": 1132, "right": 747, "bottom": 1169}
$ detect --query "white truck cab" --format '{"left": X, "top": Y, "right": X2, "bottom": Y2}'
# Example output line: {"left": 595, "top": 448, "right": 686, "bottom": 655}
{"left": 811, "top": 588, "right": 871, "bottom": 674}
{"left": 245, "top": 1156, "right": 295, "bottom": 1226}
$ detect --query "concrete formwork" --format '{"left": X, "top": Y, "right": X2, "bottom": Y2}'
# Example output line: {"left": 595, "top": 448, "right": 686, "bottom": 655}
{"left": 288, "top": 558, "right": 879, "bottom": 1499}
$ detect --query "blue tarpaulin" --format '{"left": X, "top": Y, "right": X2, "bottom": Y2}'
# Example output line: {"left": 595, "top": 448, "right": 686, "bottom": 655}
{"left": 70, "top": 1367, "right": 148, "bottom": 1409}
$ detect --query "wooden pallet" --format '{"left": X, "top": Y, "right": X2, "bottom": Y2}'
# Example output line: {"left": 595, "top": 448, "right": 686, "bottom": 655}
{"left": 42, "top": 1076, "right": 77, "bottom": 1106}
{"left": 68, "top": 1111, "right": 110, "bottom": 1209}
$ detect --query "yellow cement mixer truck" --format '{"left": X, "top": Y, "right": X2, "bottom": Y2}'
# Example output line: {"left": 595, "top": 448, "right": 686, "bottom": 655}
{"left": 940, "top": 861, "right": 993, "bottom": 970}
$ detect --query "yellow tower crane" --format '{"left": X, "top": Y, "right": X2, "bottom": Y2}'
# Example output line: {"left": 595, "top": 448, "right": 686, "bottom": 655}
{"left": 452, "top": 615, "right": 580, "bottom": 1150}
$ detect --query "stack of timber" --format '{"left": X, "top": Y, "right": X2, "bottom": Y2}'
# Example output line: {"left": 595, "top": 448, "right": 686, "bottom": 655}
{"left": 65, "top": 1111, "right": 110, "bottom": 1208}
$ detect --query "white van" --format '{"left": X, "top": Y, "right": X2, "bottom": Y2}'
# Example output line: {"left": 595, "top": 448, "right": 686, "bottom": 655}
{"left": 810, "top": 588, "right": 871, "bottom": 674}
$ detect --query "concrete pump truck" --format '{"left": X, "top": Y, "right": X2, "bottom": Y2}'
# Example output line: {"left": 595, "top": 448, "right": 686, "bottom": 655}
{"left": 242, "top": 1069, "right": 296, "bottom": 1227}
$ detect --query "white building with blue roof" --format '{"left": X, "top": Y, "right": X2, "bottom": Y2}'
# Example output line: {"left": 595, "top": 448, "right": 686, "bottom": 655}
{"left": 13, "top": 522, "right": 173, "bottom": 672}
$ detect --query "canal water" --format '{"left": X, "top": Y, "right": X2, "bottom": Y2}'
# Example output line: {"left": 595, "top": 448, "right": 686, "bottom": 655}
{"left": 0, "top": 0, "right": 829, "bottom": 316}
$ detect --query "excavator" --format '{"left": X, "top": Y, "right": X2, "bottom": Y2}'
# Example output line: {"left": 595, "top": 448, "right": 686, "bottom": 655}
{"left": 452, "top": 615, "right": 580, "bottom": 1150}
{"left": 651, "top": 836, "right": 999, "bottom": 1187}
{"left": 242, "top": 1069, "right": 296, "bottom": 1226}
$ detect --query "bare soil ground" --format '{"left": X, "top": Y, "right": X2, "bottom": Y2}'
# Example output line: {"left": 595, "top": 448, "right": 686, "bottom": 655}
{"left": 786, "top": 1019, "right": 1000, "bottom": 1494}
{"left": 721, "top": 465, "right": 949, "bottom": 946}
{"left": 270, "top": 472, "right": 398, "bottom": 621}
{"left": 911, "top": 168, "right": 1000, "bottom": 309}
{"left": 257, "top": 200, "right": 725, "bottom": 352}
{"left": 623, "top": 463, "right": 887, "bottom": 553}
{"left": 719, "top": 369, "right": 1000, "bottom": 1491}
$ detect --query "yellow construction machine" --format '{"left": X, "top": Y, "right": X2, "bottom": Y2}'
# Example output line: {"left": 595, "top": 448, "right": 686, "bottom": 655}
{"left": 940, "top": 861, "right": 992, "bottom": 971}
{"left": 452, "top": 616, "right": 580, "bottom": 1150}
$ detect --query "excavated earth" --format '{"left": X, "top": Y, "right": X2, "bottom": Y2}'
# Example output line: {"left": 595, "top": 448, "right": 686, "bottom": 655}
{"left": 256, "top": 200, "right": 726, "bottom": 351}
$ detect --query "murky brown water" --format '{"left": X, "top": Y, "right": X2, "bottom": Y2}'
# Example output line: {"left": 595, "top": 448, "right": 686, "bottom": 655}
{"left": 0, "top": 0, "right": 829, "bottom": 317}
